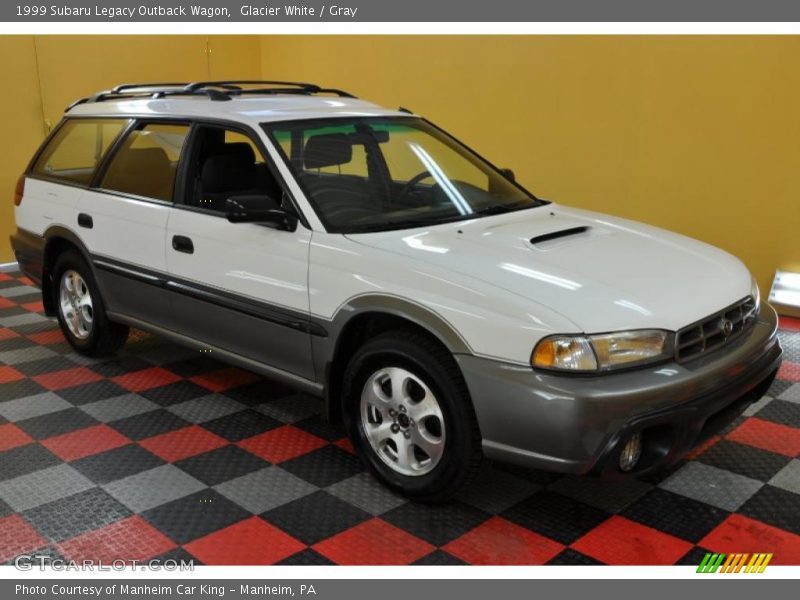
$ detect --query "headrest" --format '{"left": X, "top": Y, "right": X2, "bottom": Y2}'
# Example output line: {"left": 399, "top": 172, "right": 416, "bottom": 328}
{"left": 201, "top": 151, "right": 257, "bottom": 193}
{"left": 303, "top": 133, "right": 352, "bottom": 169}
{"left": 223, "top": 142, "right": 256, "bottom": 164}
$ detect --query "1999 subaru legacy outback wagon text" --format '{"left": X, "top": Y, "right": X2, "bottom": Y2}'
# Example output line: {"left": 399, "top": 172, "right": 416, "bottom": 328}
{"left": 10, "top": 81, "right": 782, "bottom": 501}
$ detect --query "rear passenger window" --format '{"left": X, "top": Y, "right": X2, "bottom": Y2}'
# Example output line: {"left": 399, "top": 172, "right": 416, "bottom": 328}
{"left": 32, "top": 119, "right": 129, "bottom": 185}
{"left": 101, "top": 123, "right": 190, "bottom": 202}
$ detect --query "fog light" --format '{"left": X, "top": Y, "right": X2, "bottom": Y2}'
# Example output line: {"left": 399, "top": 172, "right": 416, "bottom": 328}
{"left": 619, "top": 432, "right": 642, "bottom": 472}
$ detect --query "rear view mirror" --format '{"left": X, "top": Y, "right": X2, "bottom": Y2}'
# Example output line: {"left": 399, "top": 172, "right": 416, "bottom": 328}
{"left": 500, "top": 168, "right": 516, "bottom": 182}
{"left": 225, "top": 195, "right": 298, "bottom": 231}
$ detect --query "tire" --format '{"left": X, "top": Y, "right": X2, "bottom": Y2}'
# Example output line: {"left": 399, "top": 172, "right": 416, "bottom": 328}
{"left": 342, "top": 330, "right": 482, "bottom": 503}
{"left": 52, "top": 249, "right": 129, "bottom": 357}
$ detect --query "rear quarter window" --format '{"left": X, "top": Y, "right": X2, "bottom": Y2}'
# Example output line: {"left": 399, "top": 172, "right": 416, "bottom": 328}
{"left": 32, "top": 119, "right": 130, "bottom": 185}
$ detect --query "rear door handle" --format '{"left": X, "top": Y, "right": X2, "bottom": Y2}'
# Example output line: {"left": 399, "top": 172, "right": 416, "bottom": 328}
{"left": 77, "top": 213, "right": 93, "bottom": 229}
{"left": 172, "top": 235, "right": 194, "bottom": 254}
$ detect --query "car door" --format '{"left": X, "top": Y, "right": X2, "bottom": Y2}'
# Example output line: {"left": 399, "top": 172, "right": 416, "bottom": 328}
{"left": 78, "top": 120, "right": 191, "bottom": 326}
{"left": 165, "top": 123, "right": 315, "bottom": 381}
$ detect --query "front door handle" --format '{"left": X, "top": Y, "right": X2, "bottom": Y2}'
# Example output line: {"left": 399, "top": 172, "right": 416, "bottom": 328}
{"left": 77, "top": 213, "right": 93, "bottom": 229}
{"left": 172, "top": 235, "right": 194, "bottom": 254}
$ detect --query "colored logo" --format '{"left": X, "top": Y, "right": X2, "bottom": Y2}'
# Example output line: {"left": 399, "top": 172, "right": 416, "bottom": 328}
{"left": 697, "top": 552, "right": 772, "bottom": 573}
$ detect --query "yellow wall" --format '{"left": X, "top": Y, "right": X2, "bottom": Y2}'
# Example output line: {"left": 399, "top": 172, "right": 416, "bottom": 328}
{"left": 2, "top": 35, "right": 798, "bottom": 299}
{"left": 260, "top": 36, "right": 800, "bottom": 296}
{"left": 0, "top": 35, "right": 261, "bottom": 263}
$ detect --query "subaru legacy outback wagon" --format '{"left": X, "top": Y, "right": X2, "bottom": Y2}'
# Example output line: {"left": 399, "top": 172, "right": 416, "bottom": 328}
{"left": 11, "top": 81, "right": 782, "bottom": 501}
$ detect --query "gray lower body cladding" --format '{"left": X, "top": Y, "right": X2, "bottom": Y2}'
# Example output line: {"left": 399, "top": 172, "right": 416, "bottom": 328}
{"left": 458, "top": 302, "right": 782, "bottom": 476}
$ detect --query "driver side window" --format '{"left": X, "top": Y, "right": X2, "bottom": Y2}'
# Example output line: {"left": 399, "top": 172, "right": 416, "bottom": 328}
{"left": 185, "top": 126, "right": 283, "bottom": 213}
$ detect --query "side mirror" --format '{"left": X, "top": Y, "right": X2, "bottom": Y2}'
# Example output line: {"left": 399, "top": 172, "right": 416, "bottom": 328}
{"left": 500, "top": 168, "right": 516, "bottom": 182}
{"left": 225, "top": 195, "right": 298, "bottom": 231}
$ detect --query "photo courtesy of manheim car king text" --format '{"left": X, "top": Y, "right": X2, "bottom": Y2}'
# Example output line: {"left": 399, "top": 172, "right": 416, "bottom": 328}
{"left": 0, "top": 0, "right": 799, "bottom": 597}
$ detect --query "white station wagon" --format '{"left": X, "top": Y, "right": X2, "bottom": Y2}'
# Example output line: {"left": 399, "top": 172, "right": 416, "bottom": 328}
{"left": 11, "top": 81, "right": 782, "bottom": 501}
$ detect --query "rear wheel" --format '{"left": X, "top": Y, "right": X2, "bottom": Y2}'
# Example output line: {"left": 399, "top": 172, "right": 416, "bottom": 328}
{"left": 53, "top": 250, "right": 129, "bottom": 357}
{"left": 342, "top": 330, "right": 482, "bottom": 503}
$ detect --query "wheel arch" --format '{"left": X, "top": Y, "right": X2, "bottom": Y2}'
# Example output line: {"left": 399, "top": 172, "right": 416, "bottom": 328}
{"left": 319, "top": 295, "right": 473, "bottom": 423}
{"left": 41, "top": 226, "right": 96, "bottom": 317}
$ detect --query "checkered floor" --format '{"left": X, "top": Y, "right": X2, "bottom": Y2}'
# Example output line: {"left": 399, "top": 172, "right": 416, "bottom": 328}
{"left": 1, "top": 270, "right": 799, "bottom": 566}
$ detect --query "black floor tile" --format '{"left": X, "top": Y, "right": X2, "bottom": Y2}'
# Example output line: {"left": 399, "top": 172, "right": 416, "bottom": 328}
{"left": 142, "top": 489, "right": 251, "bottom": 545}
{"left": 622, "top": 488, "right": 729, "bottom": 543}
{"left": 279, "top": 445, "right": 363, "bottom": 487}
{"left": 502, "top": 490, "right": 610, "bottom": 545}
{"left": 739, "top": 485, "right": 800, "bottom": 535}
{"left": 17, "top": 408, "right": 98, "bottom": 440}
{"left": 202, "top": 409, "right": 281, "bottom": 442}
{"left": 547, "top": 548, "right": 604, "bottom": 565}
{"left": 22, "top": 487, "right": 131, "bottom": 542}
{"left": 276, "top": 548, "right": 336, "bottom": 566}
{"left": 55, "top": 380, "right": 131, "bottom": 406}
{"left": 108, "top": 410, "right": 190, "bottom": 441}
{"left": 756, "top": 399, "right": 800, "bottom": 429}
{"left": 175, "top": 445, "right": 268, "bottom": 486}
{"left": 412, "top": 550, "right": 468, "bottom": 565}
{"left": 261, "top": 491, "right": 370, "bottom": 545}
{"left": 0, "top": 444, "right": 60, "bottom": 481}
{"left": 140, "top": 381, "right": 209, "bottom": 407}
{"left": 382, "top": 501, "right": 490, "bottom": 547}
{"left": 71, "top": 444, "right": 165, "bottom": 484}
{"left": 697, "top": 440, "right": 791, "bottom": 482}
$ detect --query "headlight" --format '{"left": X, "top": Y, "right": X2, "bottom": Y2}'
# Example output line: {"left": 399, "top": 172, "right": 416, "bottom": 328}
{"left": 750, "top": 276, "right": 760, "bottom": 306}
{"left": 532, "top": 330, "right": 673, "bottom": 372}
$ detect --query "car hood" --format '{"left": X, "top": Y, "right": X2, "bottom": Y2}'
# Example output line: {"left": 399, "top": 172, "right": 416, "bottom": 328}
{"left": 345, "top": 204, "right": 753, "bottom": 332}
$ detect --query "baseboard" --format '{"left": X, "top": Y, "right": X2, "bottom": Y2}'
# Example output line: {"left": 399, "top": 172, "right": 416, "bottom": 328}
{"left": 0, "top": 261, "right": 19, "bottom": 273}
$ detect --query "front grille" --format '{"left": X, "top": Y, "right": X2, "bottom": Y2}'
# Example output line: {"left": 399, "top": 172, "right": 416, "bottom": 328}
{"left": 675, "top": 296, "right": 758, "bottom": 362}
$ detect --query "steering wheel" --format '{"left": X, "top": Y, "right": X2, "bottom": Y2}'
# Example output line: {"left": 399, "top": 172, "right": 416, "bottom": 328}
{"left": 397, "top": 170, "right": 435, "bottom": 204}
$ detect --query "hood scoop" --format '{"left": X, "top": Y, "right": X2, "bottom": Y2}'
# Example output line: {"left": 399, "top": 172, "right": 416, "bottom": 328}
{"left": 530, "top": 226, "right": 590, "bottom": 248}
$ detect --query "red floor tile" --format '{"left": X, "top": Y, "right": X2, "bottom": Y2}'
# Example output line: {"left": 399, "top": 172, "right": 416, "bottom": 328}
{"left": 0, "top": 272, "right": 10, "bottom": 282}
{"left": 112, "top": 367, "right": 182, "bottom": 392}
{"left": 190, "top": 367, "right": 261, "bottom": 392}
{"left": 0, "top": 327, "right": 20, "bottom": 341}
{"left": 21, "top": 301, "right": 44, "bottom": 313}
{"left": 726, "top": 418, "right": 800, "bottom": 457}
{"left": 0, "top": 423, "right": 34, "bottom": 452}
{"left": 0, "top": 365, "right": 26, "bottom": 384}
{"left": 685, "top": 435, "right": 721, "bottom": 460}
{"left": 314, "top": 518, "right": 434, "bottom": 565}
{"left": 41, "top": 425, "right": 131, "bottom": 461}
{"left": 444, "top": 516, "right": 564, "bottom": 565}
{"left": 139, "top": 426, "right": 228, "bottom": 462}
{"left": 779, "top": 316, "right": 800, "bottom": 332}
{"left": 0, "top": 515, "right": 47, "bottom": 563}
{"left": 32, "top": 366, "right": 105, "bottom": 391}
{"left": 571, "top": 515, "right": 693, "bottom": 565}
{"left": 334, "top": 437, "right": 356, "bottom": 455}
{"left": 237, "top": 425, "right": 327, "bottom": 464}
{"left": 0, "top": 297, "right": 14, "bottom": 309}
{"left": 57, "top": 516, "right": 175, "bottom": 563}
{"left": 18, "top": 276, "right": 33, "bottom": 286}
{"left": 777, "top": 361, "right": 800, "bottom": 383}
{"left": 700, "top": 514, "right": 800, "bottom": 565}
{"left": 26, "top": 330, "right": 65, "bottom": 345}
{"left": 184, "top": 516, "right": 304, "bottom": 565}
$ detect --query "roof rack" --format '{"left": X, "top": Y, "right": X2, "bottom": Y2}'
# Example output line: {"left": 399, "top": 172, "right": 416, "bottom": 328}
{"left": 67, "top": 80, "right": 356, "bottom": 111}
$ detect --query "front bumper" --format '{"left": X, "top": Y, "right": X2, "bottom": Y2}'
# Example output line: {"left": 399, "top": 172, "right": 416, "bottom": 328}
{"left": 456, "top": 302, "right": 782, "bottom": 476}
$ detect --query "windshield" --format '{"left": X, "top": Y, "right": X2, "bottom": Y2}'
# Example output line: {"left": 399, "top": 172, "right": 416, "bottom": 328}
{"left": 263, "top": 117, "right": 547, "bottom": 233}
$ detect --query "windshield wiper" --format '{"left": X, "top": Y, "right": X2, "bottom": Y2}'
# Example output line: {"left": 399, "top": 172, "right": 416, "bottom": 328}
{"left": 473, "top": 201, "right": 531, "bottom": 216}
{"left": 345, "top": 214, "right": 468, "bottom": 233}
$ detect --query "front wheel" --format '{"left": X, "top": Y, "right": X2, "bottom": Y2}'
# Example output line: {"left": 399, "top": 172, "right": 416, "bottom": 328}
{"left": 342, "top": 330, "right": 482, "bottom": 503}
{"left": 53, "top": 250, "right": 129, "bottom": 357}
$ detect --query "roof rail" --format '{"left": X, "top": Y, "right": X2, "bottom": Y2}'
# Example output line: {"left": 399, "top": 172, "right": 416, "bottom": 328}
{"left": 70, "top": 80, "right": 356, "bottom": 111}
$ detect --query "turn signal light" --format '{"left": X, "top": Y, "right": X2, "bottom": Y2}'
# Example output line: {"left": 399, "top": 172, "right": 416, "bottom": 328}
{"left": 14, "top": 175, "right": 25, "bottom": 206}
